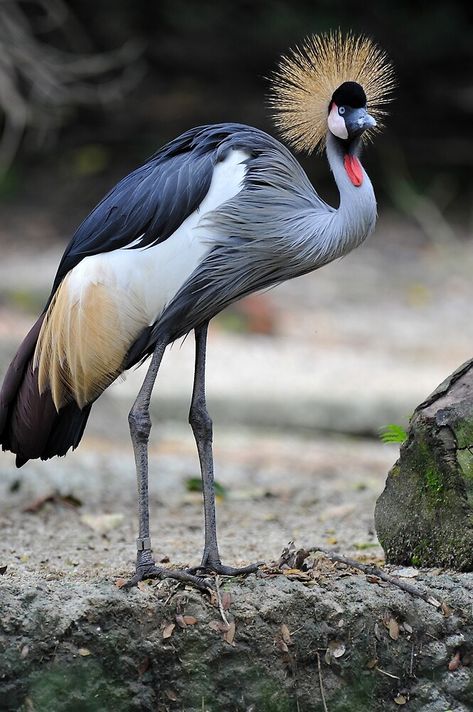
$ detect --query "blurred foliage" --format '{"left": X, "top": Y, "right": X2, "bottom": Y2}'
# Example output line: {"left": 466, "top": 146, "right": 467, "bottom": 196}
{"left": 1, "top": 0, "right": 473, "bottom": 222}
{"left": 3, "top": 288, "right": 45, "bottom": 313}
{"left": 70, "top": 144, "right": 111, "bottom": 176}
{"left": 379, "top": 424, "right": 408, "bottom": 445}
{"left": 186, "top": 476, "right": 228, "bottom": 498}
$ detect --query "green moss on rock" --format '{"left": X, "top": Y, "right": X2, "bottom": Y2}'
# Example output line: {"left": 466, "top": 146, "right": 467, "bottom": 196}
{"left": 457, "top": 448, "right": 473, "bottom": 506}
{"left": 452, "top": 417, "right": 473, "bottom": 450}
{"left": 26, "top": 659, "right": 131, "bottom": 712}
{"left": 375, "top": 364, "right": 473, "bottom": 570}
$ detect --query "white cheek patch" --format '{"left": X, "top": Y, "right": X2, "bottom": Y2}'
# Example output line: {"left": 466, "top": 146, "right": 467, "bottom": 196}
{"left": 328, "top": 103, "right": 348, "bottom": 140}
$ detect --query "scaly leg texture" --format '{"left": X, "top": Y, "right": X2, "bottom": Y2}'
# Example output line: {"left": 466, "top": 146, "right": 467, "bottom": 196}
{"left": 124, "top": 339, "right": 209, "bottom": 591}
{"left": 188, "top": 323, "right": 262, "bottom": 576}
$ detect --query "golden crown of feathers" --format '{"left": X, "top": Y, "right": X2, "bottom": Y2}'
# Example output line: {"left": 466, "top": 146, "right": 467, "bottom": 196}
{"left": 269, "top": 30, "right": 396, "bottom": 154}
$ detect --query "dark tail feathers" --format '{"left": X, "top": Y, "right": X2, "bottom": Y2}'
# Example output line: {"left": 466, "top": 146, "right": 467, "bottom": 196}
{"left": 0, "top": 316, "right": 91, "bottom": 467}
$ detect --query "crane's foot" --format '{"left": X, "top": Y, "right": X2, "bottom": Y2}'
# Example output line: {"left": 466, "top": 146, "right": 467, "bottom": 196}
{"left": 122, "top": 563, "right": 211, "bottom": 592}
{"left": 121, "top": 548, "right": 212, "bottom": 592}
{"left": 188, "top": 551, "right": 264, "bottom": 577}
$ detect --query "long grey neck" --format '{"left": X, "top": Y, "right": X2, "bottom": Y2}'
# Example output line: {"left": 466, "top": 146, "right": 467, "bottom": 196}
{"left": 321, "top": 131, "right": 377, "bottom": 259}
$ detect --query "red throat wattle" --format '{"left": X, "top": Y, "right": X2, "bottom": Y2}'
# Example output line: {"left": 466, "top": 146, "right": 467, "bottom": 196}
{"left": 344, "top": 155, "right": 363, "bottom": 187}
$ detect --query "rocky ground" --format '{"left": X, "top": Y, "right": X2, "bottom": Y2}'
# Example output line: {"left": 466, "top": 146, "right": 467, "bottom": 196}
{"left": 1, "top": 216, "right": 473, "bottom": 710}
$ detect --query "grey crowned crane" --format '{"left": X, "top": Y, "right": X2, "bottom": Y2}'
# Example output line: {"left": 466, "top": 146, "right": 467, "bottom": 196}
{"left": 0, "top": 32, "right": 394, "bottom": 588}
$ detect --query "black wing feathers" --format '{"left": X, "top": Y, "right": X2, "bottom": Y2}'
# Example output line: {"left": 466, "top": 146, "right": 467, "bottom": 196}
{"left": 51, "top": 154, "right": 211, "bottom": 295}
{"left": 50, "top": 123, "right": 245, "bottom": 297}
{"left": 0, "top": 315, "right": 91, "bottom": 466}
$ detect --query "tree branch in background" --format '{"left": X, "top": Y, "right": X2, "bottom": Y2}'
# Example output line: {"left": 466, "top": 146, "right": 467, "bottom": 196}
{"left": 0, "top": 0, "right": 145, "bottom": 172}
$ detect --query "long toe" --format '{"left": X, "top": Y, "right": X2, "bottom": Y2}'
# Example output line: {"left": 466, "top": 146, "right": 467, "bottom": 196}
{"left": 188, "top": 560, "right": 264, "bottom": 577}
{"left": 122, "top": 565, "right": 211, "bottom": 592}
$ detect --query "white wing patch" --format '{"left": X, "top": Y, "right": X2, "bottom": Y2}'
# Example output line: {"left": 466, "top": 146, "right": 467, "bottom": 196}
{"left": 68, "top": 148, "right": 249, "bottom": 324}
{"left": 35, "top": 148, "right": 249, "bottom": 409}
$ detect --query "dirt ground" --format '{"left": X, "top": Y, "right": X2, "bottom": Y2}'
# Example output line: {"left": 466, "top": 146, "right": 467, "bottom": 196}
{"left": 1, "top": 216, "right": 473, "bottom": 710}
{"left": 0, "top": 415, "right": 394, "bottom": 577}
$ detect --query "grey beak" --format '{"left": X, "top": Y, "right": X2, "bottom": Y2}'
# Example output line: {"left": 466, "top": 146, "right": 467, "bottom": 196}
{"left": 363, "top": 113, "right": 377, "bottom": 129}
{"left": 345, "top": 108, "right": 376, "bottom": 139}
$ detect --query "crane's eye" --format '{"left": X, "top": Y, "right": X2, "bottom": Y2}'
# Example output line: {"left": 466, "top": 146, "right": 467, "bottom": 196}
{"left": 338, "top": 106, "right": 346, "bottom": 116}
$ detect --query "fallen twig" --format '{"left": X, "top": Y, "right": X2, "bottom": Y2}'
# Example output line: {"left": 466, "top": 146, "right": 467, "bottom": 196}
{"left": 214, "top": 575, "right": 230, "bottom": 628}
{"left": 162, "top": 582, "right": 181, "bottom": 606}
{"left": 375, "top": 666, "right": 400, "bottom": 680}
{"left": 316, "top": 651, "right": 329, "bottom": 712}
{"left": 309, "top": 546, "right": 443, "bottom": 609}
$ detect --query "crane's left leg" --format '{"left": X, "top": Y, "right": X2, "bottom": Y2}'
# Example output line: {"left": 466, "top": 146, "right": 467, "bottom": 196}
{"left": 188, "top": 323, "right": 262, "bottom": 576}
{"left": 124, "top": 338, "right": 210, "bottom": 591}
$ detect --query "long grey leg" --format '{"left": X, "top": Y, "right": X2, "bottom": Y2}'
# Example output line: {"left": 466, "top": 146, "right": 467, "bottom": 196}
{"left": 124, "top": 338, "right": 210, "bottom": 591}
{"left": 189, "top": 324, "right": 220, "bottom": 567}
{"left": 189, "top": 323, "right": 262, "bottom": 576}
{"left": 128, "top": 339, "right": 167, "bottom": 573}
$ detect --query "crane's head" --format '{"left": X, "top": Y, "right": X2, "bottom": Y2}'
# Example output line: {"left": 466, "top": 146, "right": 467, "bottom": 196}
{"left": 328, "top": 81, "right": 376, "bottom": 142}
{"left": 269, "top": 31, "right": 395, "bottom": 154}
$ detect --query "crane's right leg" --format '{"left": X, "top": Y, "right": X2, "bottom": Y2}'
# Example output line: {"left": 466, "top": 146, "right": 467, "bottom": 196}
{"left": 187, "top": 324, "right": 263, "bottom": 576}
{"left": 123, "top": 339, "right": 210, "bottom": 591}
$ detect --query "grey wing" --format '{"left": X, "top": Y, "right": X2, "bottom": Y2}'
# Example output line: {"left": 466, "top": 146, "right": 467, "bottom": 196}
{"left": 138, "top": 132, "right": 333, "bottom": 348}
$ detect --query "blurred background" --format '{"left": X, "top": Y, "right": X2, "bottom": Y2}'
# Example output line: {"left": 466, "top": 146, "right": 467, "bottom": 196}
{"left": 1, "top": 0, "right": 473, "bottom": 227}
{"left": 0, "top": 0, "right": 473, "bottom": 569}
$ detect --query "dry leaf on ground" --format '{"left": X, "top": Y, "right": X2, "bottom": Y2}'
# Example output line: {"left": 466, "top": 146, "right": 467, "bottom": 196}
{"left": 138, "top": 657, "right": 150, "bottom": 676}
{"left": 276, "top": 638, "right": 289, "bottom": 653}
{"left": 385, "top": 617, "right": 400, "bottom": 641}
{"left": 281, "top": 624, "right": 293, "bottom": 646}
{"left": 448, "top": 651, "right": 461, "bottom": 672}
{"left": 24, "top": 492, "right": 82, "bottom": 513}
{"left": 442, "top": 602, "right": 452, "bottom": 618}
{"left": 162, "top": 622, "right": 176, "bottom": 639}
{"left": 394, "top": 694, "right": 407, "bottom": 705}
{"left": 209, "top": 620, "right": 229, "bottom": 633}
{"left": 221, "top": 592, "right": 232, "bottom": 610}
{"left": 282, "top": 569, "right": 311, "bottom": 581}
{"left": 392, "top": 567, "right": 419, "bottom": 578}
{"left": 325, "top": 640, "right": 346, "bottom": 663}
{"left": 80, "top": 513, "right": 124, "bottom": 534}
{"left": 224, "top": 621, "right": 236, "bottom": 646}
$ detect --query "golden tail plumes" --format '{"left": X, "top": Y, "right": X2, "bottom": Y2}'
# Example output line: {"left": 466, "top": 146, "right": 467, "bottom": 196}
{"left": 34, "top": 275, "right": 146, "bottom": 410}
